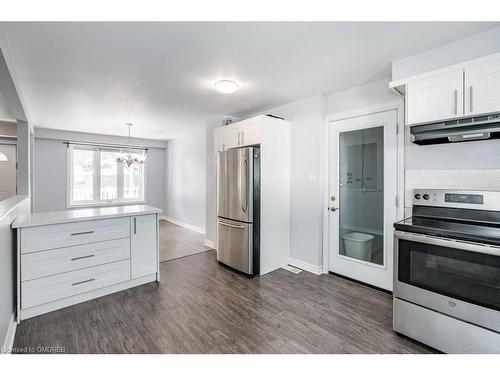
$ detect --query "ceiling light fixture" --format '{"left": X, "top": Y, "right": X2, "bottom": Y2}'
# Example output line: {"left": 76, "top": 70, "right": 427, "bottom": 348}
{"left": 115, "top": 123, "right": 146, "bottom": 168}
{"left": 214, "top": 80, "right": 239, "bottom": 94}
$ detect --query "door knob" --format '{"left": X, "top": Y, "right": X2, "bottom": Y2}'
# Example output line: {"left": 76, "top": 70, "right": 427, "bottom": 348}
{"left": 329, "top": 206, "right": 337, "bottom": 212}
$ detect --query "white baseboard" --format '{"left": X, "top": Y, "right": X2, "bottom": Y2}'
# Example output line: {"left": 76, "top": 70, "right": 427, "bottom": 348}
{"left": 288, "top": 258, "right": 323, "bottom": 275}
{"left": 160, "top": 216, "right": 206, "bottom": 235}
{"left": 1, "top": 313, "right": 17, "bottom": 354}
{"left": 203, "top": 239, "right": 216, "bottom": 249}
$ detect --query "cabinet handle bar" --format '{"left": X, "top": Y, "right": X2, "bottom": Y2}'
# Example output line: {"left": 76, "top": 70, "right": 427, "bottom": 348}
{"left": 454, "top": 89, "right": 458, "bottom": 115}
{"left": 72, "top": 278, "right": 95, "bottom": 286}
{"left": 470, "top": 86, "right": 473, "bottom": 113}
{"left": 71, "top": 254, "right": 95, "bottom": 261}
{"left": 71, "top": 231, "right": 95, "bottom": 236}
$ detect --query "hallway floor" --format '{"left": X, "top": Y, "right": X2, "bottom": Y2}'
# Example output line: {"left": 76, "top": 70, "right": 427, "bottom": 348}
{"left": 159, "top": 220, "right": 211, "bottom": 262}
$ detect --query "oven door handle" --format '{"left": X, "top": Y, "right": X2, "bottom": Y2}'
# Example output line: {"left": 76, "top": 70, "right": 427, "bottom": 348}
{"left": 394, "top": 230, "right": 500, "bottom": 257}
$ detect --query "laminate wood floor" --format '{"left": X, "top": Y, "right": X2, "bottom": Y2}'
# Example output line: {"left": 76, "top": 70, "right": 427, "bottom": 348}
{"left": 159, "top": 220, "right": 211, "bottom": 262}
{"left": 13, "top": 250, "right": 434, "bottom": 354}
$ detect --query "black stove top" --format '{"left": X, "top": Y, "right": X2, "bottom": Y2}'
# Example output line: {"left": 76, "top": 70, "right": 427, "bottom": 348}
{"left": 394, "top": 205, "right": 500, "bottom": 246}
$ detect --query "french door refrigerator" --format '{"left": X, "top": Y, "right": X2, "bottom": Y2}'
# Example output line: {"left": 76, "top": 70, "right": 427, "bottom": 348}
{"left": 217, "top": 147, "right": 260, "bottom": 276}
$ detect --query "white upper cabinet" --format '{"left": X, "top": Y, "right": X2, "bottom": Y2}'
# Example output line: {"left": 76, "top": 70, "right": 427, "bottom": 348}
{"left": 226, "top": 126, "right": 242, "bottom": 149}
{"left": 239, "top": 118, "right": 261, "bottom": 146}
{"left": 465, "top": 56, "right": 500, "bottom": 116}
{"left": 213, "top": 116, "right": 262, "bottom": 153}
{"left": 406, "top": 70, "right": 464, "bottom": 125}
{"left": 213, "top": 127, "right": 226, "bottom": 156}
{"left": 392, "top": 53, "right": 500, "bottom": 126}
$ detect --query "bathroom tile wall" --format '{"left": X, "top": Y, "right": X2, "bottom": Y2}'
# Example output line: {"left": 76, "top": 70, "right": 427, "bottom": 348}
{"left": 405, "top": 169, "right": 500, "bottom": 207}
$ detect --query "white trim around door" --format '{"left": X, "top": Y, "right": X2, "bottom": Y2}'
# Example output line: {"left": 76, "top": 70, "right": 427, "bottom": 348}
{"left": 321, "top": 101, "right": 405, "bottom": 291}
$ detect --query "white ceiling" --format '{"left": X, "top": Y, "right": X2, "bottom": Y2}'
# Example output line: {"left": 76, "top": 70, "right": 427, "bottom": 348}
{"left": 1, "top": 22, "right": 498, "bottom": 139}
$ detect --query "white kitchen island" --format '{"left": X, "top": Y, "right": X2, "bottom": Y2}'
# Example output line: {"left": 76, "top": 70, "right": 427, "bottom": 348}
{"left": 12, "top": 204, "right": 162, "bottom": 322}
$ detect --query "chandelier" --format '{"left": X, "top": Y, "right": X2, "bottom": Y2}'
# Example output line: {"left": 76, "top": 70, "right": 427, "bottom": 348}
{"left": 115, "top": 123, "right": 146, "bottom": 168}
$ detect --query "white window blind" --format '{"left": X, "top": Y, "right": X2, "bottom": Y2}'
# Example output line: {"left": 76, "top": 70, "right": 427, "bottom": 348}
{"left": 68, "top": 144, "right": 145, "bottom": 207}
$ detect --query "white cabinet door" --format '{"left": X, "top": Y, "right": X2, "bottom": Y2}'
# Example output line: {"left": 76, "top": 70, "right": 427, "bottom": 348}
{"left": 213, "top": 128, "right": 226, "bottom": 157}
{"left": 130, "top": 214, "right": 157, "bottom": 279}
{"left": 240, "top": 121, "right": 261, "bottom": 146}
{"left": 214, "top": 117, "right": 262, "bottom": 151}
{"left": 465, "top": 57, "right": 500, "bottom": 116}
{"left": 226, "top": 126, "right": 242, "bottom": 149}
{"left": 407, "top": 70, "right": 464, "bottom": 125}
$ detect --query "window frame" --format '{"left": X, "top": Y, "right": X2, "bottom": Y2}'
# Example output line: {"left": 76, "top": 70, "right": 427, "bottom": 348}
{"left": 67, "top": 144, "right": 147, "bottom": 208}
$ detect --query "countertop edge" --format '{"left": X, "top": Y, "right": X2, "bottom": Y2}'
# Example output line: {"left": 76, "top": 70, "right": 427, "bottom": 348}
{"left": 12, "top": 205, "right": 162, "bottom": 229}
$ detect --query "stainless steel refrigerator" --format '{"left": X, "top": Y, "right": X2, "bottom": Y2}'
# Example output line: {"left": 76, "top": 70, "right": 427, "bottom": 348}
{"left": 217, "top": 147, "right": 260, "bottom": 276}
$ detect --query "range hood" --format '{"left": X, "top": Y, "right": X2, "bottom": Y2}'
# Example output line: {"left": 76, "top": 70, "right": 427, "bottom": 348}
{"left": 410, "top": 113, "right": 500, "bottom": 145}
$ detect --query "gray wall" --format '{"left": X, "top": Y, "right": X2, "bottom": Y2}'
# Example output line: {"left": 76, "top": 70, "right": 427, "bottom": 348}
{"left": 165, "top": 127, "right": 206, "bottom": 232}
{"left": 222, "top": 81, "right": 399, "bottom": 268}
{"left": 254, "top": 96, "right": 325, "bottom": 266}
{"left": 16, "top": 120, "right": 31, "bottom": 196}
{"left": 33, "top": 130, "right": 166, "bottom": 213}
{"left": 0, "top": 40, "right": 31, "bottom": 351}
{"left": 211, "top": 73, "right": 498, "bottom": 269}
{"left": 0, "top": 196, "right": 29, "bottom": 352}
{"left": 0, "top": 90, "right": 14, "bottom": 121}
{"left": 392, "top": 26, "right": 500, "bottom": 81}
{"left": 406, "top": 137, "right": 500, "bottom": 170}
{"left": 326, "top": 78, "right": 400, "bottom": 114}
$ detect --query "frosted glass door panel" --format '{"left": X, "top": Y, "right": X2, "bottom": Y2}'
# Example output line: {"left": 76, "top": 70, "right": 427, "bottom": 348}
{"left": 339, "top": 126, "right": 384, "bottom": 265}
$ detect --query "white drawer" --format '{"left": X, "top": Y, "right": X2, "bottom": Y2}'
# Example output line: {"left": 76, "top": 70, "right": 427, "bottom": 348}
{"left": 21, "top": 217, "right": 130, "bottom": 253}
{"left": 22, "top": 238, "right": 130, "bottom": 281}
{"left": 22, "top": 260, "right": 131, "bottom": 309}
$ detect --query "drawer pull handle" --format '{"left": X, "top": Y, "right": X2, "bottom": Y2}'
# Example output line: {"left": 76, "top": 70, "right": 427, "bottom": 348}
{"left": 218, "top": 221, "right": 245, "bottom": 229}
{"left": 71, "top": 254, "right": 95, "bottom": 261}
{"left": 72, "top": 278, "right": 95, "bottom": 286}
{"left": 71, "top": 231, "right": 95, "bottom": 236}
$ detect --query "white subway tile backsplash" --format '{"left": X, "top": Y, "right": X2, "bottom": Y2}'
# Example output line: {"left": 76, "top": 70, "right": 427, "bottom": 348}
{"left": 484, "top": 169, "right": 500, "bottom": 178}
{"left": 405, "top": 169, "right": 500, "bottom": 207}
{"left": 487, "top": 178, "right": 500, "bottom": 189}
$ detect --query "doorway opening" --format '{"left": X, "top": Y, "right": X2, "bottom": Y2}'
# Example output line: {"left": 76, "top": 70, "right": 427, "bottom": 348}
{"left": 0, "top": 143, "right": 17, "bottom": 201}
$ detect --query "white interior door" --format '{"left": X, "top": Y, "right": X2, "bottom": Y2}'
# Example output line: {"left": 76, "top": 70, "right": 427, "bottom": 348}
{"left": 328, "top": 110, "right": 397, "bottom": 291}
{"left": 0, "top": 144, "right": 17, "bottom": 201}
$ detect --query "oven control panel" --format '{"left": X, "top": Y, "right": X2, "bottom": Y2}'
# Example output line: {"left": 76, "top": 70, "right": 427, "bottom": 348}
{"left": 413, "top": 189, "right": 500, "bottom": 210}
{"left": 444, "top": 193, "right": 483, "bottom": 205}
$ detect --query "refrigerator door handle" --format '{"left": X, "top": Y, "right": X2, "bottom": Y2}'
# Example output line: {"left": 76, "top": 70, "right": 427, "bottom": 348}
{"left": 218, "top": 221, "right": 246, "bottom": 229}
{"left": 241, "top": 156, "right": 248, "bottom": 213}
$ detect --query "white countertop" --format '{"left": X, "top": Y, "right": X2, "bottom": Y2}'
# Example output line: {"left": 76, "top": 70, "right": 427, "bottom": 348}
{"left": 12, "top": 204, "right": 162, "bottom": 228}
{"left": 0, "top": 195, "right": 30, "bottom": 221}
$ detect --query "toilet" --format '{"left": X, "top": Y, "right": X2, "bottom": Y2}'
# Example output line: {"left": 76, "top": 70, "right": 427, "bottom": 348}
{"left": 342, "top": 232, "right": 374, "bottom": 262}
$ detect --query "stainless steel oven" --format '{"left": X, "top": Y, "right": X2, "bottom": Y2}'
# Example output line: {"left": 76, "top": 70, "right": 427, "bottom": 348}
{"left": 394, "top": 230, "right": 500, "bottom": 331}
{"left": 393, "top": 189, "right": 500, "bottom": 353}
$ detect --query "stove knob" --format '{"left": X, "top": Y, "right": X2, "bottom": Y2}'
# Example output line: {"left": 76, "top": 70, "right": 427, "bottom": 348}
{"left": 414, "top": 193, "right": 421, "bottom": 200}
{"left": 423, "top": 194, "right": 430, "bottom": 200}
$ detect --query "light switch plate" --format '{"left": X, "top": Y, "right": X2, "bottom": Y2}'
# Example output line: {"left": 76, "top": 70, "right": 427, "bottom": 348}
{"left": 307, "top": 173, "right": 317, "bottom": 183}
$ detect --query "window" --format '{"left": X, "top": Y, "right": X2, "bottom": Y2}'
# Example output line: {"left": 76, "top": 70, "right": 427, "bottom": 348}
{"left": 68, "top": 144, "right": 146, "bottom": 207}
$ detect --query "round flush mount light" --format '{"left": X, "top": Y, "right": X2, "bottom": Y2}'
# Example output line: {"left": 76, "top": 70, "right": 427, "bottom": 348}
{"left": 214, "top": 80, "right": 239, "bottom": 94}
